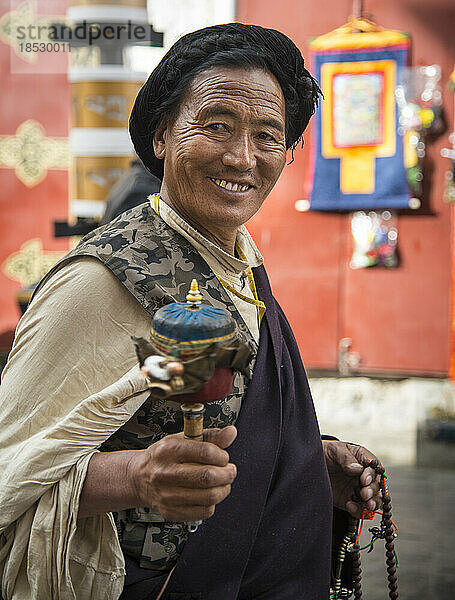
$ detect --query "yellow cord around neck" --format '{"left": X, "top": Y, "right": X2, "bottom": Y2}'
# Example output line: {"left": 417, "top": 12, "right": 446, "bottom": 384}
{"left": 150, "top": 193, "right": 265, "bottom": 327}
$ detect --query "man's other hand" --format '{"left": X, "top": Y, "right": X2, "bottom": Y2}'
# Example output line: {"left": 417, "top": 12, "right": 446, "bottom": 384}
{"left": 322, "top": 440, "right": 383, "bottom": 519}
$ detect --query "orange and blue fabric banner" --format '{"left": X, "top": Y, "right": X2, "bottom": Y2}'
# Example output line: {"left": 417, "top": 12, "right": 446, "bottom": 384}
{"left": 305, "top": 18, "right": 411, "bottom": 211}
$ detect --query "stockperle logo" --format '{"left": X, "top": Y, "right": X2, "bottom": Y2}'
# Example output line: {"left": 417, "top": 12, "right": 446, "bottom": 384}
{"left": 16, "top": 19, "right": 154, "bottom": 46}
{"left": 2, "top": 0, "right": 162, "bottom": 74}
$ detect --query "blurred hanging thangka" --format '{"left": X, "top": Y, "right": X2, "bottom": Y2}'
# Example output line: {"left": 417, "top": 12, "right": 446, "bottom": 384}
{"left": 305, "top": 17, "right": 412, "bottom": 211}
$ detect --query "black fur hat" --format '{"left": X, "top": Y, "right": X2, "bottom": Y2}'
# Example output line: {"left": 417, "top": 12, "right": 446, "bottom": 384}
{"left": 129, "top": 23, "right": 321, "bottom": 178}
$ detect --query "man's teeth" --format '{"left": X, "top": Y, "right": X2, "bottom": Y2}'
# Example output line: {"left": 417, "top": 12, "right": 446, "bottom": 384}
{"left": 212, "top": 179, "right": 250, "bottom": 192}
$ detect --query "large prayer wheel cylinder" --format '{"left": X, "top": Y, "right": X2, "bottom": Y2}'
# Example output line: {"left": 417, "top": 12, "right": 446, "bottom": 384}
{"left": 67, "top": 0, "right": 152, "bottom": 219}
{"left": 69, "top": 67, "right": 146, "bottom": 218}
{"left": 71, "top": 78, "right": 144, "bottom": 128}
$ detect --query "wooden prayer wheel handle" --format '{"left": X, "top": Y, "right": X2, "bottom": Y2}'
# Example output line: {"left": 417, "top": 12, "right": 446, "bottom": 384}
{"left": 181, "top": 403, "right": 205, "bottom": 532}
{"left": 181, "top": 403, "right": 205, "bottom": 441}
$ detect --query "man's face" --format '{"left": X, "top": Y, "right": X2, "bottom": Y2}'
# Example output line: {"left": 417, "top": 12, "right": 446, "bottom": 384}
{"left": 155, "top": 66, "right": 287, "bottom": 247}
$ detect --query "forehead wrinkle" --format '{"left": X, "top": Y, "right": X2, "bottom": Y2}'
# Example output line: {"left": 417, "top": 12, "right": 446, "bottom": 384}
{"left": 193, "top": 84, "right": 283, "bottom": 109}
{"left": 188, "top": 70, "right": 284, "bottom": 105}
{"left": 198, "top": 96, "right": 283, "bottom": 116}
{"left": 189, "top": 71, "right": 279, "bottom": 93}
{"left": 175, "top": 68, "right": 286, "bottom": 137}
{"left": 193, "top": 89, "right": 284, "bottom": 124}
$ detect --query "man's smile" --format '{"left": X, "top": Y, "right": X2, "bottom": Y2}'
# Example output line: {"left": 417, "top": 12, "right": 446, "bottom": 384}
{"left": 209, "top": 177, "right": 253, "bottom": 193}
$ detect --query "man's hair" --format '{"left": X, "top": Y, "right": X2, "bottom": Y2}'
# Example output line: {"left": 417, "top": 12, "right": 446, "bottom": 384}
{"left": 129, "top": 23, "right": 322, "bottom": 179}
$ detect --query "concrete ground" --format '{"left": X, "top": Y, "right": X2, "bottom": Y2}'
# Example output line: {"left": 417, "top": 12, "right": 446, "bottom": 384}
{"left": 357, "top": 466, "right": 455, "bottom": 600}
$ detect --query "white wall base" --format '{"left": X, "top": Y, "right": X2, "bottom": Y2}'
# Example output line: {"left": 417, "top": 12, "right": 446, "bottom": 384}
{"left": 309, "top": 376, "right": 455, "bottom": 466}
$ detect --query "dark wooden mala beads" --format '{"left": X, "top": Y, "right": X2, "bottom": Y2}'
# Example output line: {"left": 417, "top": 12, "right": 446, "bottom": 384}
{"left": 382, "top": 494, "right": 398, "bottom": 599}
{"left": 356, "top": 460, "right": 398, "bottom": 600}
{"left": 351, "top": 540, "right": 362, "bottom": 600}
{"left": 369, "top": 460, "right": 399, "bottom": 600}
{"left": 330, "top": 460, "right": 399, "bottom": 600}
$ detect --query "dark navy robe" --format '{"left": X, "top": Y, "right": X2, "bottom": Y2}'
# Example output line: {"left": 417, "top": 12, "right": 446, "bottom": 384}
{"left": 121, "top": 264, "right": 333, "bottom": 599}
{"left": 39, "top": 204, "right": 333, "bottom": 599}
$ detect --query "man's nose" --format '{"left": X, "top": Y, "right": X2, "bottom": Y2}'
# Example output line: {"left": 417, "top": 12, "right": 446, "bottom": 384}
{"left": 221, "top": 134, "right": 256, "bottom": 171}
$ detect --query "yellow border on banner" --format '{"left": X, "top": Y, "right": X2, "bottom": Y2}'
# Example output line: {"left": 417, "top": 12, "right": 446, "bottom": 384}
{"left": 309, "top": 18, "right": 410, "bottom": 51}
{"left": 321, "top": 60, "right": 396, "bottom": 194}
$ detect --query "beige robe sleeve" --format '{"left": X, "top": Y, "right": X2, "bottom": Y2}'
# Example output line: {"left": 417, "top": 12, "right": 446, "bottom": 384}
{"left": 0, "top": 258, "right": 154, "bottom": 599}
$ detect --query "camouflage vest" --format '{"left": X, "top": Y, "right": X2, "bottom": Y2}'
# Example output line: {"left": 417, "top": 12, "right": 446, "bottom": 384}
{"left": 44, "top": 203, "right": 258, "bottom": 571}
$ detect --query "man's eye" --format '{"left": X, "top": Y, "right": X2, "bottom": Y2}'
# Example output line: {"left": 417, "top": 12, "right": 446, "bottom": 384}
{"left": 207, "top": 123, "right": 227, "bottom": 132}
{"left": 258, "top": 132, "right": 277, "bottom": 142}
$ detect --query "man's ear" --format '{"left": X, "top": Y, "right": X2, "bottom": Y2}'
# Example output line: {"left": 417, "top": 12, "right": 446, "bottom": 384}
{"left": 153, "top": 121, "right": 167, "bottom": 159}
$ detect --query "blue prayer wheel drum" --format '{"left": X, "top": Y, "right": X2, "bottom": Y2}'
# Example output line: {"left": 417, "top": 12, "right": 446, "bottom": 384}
{"left": 151, "top": 303, "right": 236, "bottom": 355}
{"left": 150, "top": 280, "right": 237, "bottom": 403}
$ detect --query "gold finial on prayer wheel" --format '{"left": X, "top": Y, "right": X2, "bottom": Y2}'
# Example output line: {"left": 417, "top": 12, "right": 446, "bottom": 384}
{"left": 186, "top": 278, "right": 202, "bottom": 306}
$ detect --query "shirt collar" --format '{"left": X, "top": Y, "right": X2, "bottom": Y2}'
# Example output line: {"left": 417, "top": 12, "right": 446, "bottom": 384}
{"left": 148, "top": 194, "right": 263, "bottom": 275}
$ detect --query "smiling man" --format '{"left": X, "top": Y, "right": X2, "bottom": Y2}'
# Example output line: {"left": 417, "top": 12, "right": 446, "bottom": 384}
{"left": 153, "top": 67, "right": 287, "bottom": 254}
{"left": 0, "top": 24, "right": 382, "bottom": 600}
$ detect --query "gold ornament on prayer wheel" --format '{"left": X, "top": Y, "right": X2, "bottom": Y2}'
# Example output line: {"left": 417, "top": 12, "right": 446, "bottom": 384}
{"left": 71, "top": 80, "right": 143, "bottom": 128}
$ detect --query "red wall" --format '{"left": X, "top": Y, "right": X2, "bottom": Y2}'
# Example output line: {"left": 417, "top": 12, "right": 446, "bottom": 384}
{"left": 0, "top": 0, "right": 70, "bottom": 337}
{"left": 238, "top": 0, "right": 454, "bottom": 375}
{"left": 1, "top": 0, "right": 453, "bottom": 375}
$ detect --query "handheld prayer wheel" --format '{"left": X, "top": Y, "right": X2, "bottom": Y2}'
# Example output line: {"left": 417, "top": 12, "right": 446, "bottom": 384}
{"left": 134, "top": 279, "right": 253, "bottom": 530}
